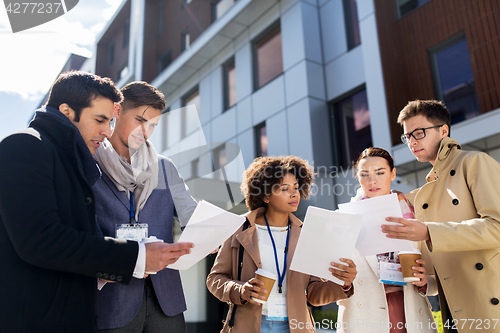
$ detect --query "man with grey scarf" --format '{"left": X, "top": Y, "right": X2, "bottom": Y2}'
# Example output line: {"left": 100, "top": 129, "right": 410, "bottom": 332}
{"left": 0, "top": 71, "right": 193, "bottom": 333}
{"left": 93, "top": 81, "right": 198, "bottom": 333}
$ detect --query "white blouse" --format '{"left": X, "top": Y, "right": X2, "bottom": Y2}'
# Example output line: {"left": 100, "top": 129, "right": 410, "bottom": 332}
{"left": 256, "top": 224, "right": 289, "bottom": 315}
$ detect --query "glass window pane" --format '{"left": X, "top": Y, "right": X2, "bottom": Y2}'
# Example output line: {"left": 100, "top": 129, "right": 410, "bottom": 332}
{"left": 255, "top": 123, "right": 267, "bottom": 157}
{"left": 433, "top": 38, "right": 480, "bottom": 124}
{"left": 214, "top": 145, "right": 226, "bottom": 180}
{"left": 259, "top": 125, "right": 267, "bottom": 157}
{"left": 227, "top": 62, "right": 236, "bottom": 108}
{"left": 158, "top": 50, "right": 172, "bottom": 74}
{"left": 191, "top": 159, "right": 199, "bottom": 180}
{"left": 334, "top": 89, "right": 372, "bottom": 168}
{"left": 345, "top": 0, "right": 360, "bottom": 48}
{"left": 183, "top": 32, "right": 190, "bottom": 51}
{"left": 107, "top": 39, "right": 115, "bottom": 69}
{"left": 397, "top": 0, "right": 431, "bottom": 17}
{"left": 215, "top": 0, "right": 235, "bottom": 20}
{"left": 183, "top": 90, "right": 200, "bottom": 136}
{"left": 256, "top": 27, "right": 283, "bottom": 88}
{"left": 123, "top": 19, "right": 130, "bottom": 48}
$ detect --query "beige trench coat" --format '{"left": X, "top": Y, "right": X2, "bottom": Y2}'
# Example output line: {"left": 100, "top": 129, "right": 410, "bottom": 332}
{"left": 406, "top": 137, "right": 500, "bottom": 332}
{"left": 207, "top": 207, "right": 353, "bottom": 333}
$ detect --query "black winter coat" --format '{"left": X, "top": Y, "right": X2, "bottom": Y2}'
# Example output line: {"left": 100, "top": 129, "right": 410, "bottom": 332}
{"left": 0, "top": 111, "right": 138, "bottom": 332}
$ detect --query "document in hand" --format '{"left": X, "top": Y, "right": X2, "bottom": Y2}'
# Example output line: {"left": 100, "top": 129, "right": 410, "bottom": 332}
{"left": 169, "top": 200, "right": 246, "bottom": 270}
{"left": 338, "top": 193, "right": 414, "bottom": 257}
{"left": 289, "top": 206, "right": 363, "bottom": 285}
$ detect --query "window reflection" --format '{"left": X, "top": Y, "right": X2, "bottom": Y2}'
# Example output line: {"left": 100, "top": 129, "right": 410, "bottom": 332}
{"left": 182, "top": 89, "right": 200, "bottom": 138}
{"left": 255, "top": 25, "right": 283, "bottom": 89}
{"left": 214, "top": 0, "right": 235, "bottom": 20}
{"left": 255, "top": 122, "right": 268, "bottom": 157}
{"left": 332, "top": 89, "right": 372, "bottom": 168}
{"left": 396, "top": 0, "right": 431, "bottom": 18}
{"left": 431, "top": 36, "right": 480, "bottom": 124}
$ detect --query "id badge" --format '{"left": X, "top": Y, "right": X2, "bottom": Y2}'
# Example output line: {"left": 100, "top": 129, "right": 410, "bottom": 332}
{"left": 267, "top": 294, "right": 288, "bottom": 321}
{"left": 115, "top": 223, "right": 148, "bottom": 241}
{"left": 379, "top": 262, "right": 406, "bottom": 285}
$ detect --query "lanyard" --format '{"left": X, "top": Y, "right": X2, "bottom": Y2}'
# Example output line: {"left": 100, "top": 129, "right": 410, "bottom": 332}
{"left": 264, "top": 214, "right": 290, "bottom": 293}
{"left": 129, "top": 191, "right": 135, "bottom": 225}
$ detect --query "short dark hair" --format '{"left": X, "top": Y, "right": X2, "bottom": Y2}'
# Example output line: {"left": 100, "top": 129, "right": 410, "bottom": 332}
{"left": 120, "top": 81, "right": 166, "bottom": 112}
{"left": 397, "top": 100, "right": 451, "bottom": 135}
{"left": 241, "top": 156, "right": 315, "bottom": 211}
{"left": 355, "top": 147, "right": 394, "bottom": 171}
{"left": 47, "top": 71, "right": 122, "bottom": 122}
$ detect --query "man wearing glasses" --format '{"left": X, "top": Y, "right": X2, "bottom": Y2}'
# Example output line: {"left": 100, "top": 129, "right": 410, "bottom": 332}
{"left": 382, "top": 100, "right": 500, "bottom": 333}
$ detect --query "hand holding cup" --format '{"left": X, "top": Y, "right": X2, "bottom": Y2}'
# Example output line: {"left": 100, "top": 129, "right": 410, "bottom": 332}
{"left": 241, "top": 278, "right": 266, "bottom": 305}
{"left": 397, "top": 259, "right": 427, "bottom": 287}
{"left": 241, "top": 269, "right": 277, "bottom": 305}
{"left": 399, "top": 250, "right": 423, "bottom": 283}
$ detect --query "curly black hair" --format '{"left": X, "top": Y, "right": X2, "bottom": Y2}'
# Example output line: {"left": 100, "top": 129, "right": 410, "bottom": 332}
{"left": 241, "top": 156, "right": 315, "bottom": 211}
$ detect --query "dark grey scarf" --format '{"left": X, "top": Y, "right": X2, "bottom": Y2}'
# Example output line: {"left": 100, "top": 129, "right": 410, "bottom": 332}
{"left": 33, "top": 105, "right": 101, "bottom": 186}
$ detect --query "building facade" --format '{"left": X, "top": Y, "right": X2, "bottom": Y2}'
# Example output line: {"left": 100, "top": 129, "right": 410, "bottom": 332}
{"left": 61, "top": 0, "right": 500, "bottom": 330}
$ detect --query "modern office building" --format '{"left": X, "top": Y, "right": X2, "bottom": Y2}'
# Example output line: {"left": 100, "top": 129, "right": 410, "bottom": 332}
{"left": 52, "top": 0, "right": 500, "bottom": 330}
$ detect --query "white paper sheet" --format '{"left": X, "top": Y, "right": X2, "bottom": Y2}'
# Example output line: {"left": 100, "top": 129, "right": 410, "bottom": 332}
{"left": 169, "top": 200, "right": 246, "bottom": 270}
{"left": 289, "top": 206, "right": 364, "bottom": 285}
{"left": 338, "top": 193, "right": 414, "bottom": 257}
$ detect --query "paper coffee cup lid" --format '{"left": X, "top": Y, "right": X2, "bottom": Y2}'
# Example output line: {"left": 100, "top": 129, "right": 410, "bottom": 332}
{"left": 404, "top": 277, "right": 420, "bottom": 282}
{"left": 255, "top": 268, "right": 277, "bottom": 280}
{"left": 398, "top": 249, "right": 421, "bottom": 255}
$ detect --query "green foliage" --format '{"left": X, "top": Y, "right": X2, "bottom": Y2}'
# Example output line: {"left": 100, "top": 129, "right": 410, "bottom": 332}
{"left": 312, "top": 308, "right": 338, "bottom": 323}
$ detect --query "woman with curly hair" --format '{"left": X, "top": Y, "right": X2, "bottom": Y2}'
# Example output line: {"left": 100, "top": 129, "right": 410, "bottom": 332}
{"left": 207, "top": 156, "right": 357, "bottom": 333}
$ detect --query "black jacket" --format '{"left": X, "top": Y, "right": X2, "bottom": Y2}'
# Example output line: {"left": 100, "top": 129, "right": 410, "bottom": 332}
{"left": 0, "top": 110, "right": 138, "bottom": 332}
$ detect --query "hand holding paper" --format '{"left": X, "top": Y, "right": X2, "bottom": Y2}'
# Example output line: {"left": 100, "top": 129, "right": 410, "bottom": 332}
{"left": 169, "top": 200, "right": 246, "bottom": 270}
{"left": 289, "top": 206, "right": 363, "bottom": 285}
{"left": 338, "top": 193, "right": 414, "bottom": 256}
{"left": 145, "top": 241, "right": 194, "bottom": 272}
{"left": 329, "top": 258, "right": 357, "bottom": 287}
{"left": 382, "top": 216, "right": 430, "bottom": 241}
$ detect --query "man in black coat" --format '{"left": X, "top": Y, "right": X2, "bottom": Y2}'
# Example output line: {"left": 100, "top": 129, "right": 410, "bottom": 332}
{"left": 0, "top": 71, "right": 193, "bottom": 333}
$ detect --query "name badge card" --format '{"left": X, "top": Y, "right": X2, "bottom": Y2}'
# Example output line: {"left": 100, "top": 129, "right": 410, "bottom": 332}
{"left": 115, "top": 223, "right": 148, "bottom": 241}
{"left": 267, "top": 294, "right": 288, "bottom": 321}
{"left": 379, "top": 262, "right": 406, "bottom": 285}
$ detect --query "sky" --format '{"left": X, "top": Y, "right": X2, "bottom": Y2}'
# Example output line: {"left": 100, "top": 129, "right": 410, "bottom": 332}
{"left": 0, "top": 0, "right": 124, "bottom": 139}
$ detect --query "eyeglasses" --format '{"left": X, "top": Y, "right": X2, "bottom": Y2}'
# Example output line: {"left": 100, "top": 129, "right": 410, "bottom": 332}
{"left": 400, "top": 125, "right": 444, "bottom": 145}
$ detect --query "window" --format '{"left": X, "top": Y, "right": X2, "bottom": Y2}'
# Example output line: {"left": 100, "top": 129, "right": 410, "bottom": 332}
{"left": 162, "top": 107, "right": 170, "bottom": 151}
{"left": 158, "top": 48, "right": 172, "bottom": 74}
{"left": 331, "top": 88, "right": 372, "bottom": 168}
{"left": 106, "top": 39, "right": 115, "bottom": 69}
{"left": 119, "top": 65, "right": 129, "bottom": 81}
{"left": 181, "top": 88, "right": 200, "bottom": 138}
{"left": 159, "top": 0, "right": 164, "bottom": 34}
{"left": 223, "top": 57, "right": 236, "bottom": 111}
{"left": 123, "top": 19, "right": 130, "bottom": 48}
{"left": 213, "top": 0, "right": 235, "bottom": 21}
{"left": 430, "top": 34, "right": 480, "bottom": 124}
{"left": 191, "top": 158, "right": 199, "bottom": 180}
{"left": 213, "top": 144, "right": 227, "bottom": 180}
{"left": 182, "top": 31, "right": 190, "bottom": 51}
{"left": 343, "top": 0, "right": 360, "bottom": 49}
{"left": 255, "top": 122, "right": 268, "bottom": 157}
{"left": 253, "top": 22, "right": 283, "bottom": 90}
{"left": 396, "top": 0, "right": 431, "bottom": 18}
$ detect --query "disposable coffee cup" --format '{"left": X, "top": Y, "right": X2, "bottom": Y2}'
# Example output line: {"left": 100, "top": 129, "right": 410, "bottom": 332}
{"left": 142, "top": 236, "right": 164, "bottom": 274}
{"left": 399, "top": 250, "right": 421, "bottom": 282}
{"left": 252, "top": 269, "right": 277, "bottom": 304}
